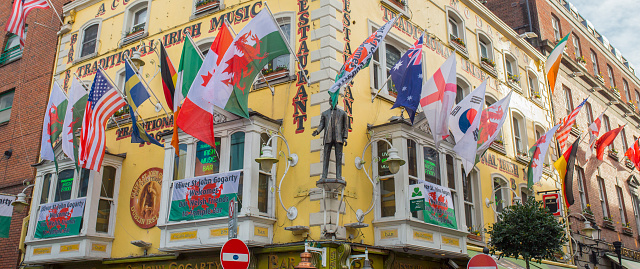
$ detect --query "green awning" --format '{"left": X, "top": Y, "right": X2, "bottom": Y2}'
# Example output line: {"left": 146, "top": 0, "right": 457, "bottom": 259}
{"left": 468, "top": 250, "right": 572, "bottom": 269}
{"left": 606, "top": 254, "right": 640, "bottom": 269}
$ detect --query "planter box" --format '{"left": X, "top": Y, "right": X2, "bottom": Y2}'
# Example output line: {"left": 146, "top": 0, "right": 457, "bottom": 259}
{"left": 623, "top": 227, "right": 634, "bottom": 236}
{"left": 603, "top": 220, "right": 616, "bottom": 230}
{"left": 195, "top": 1, "right": 220, "bottom": 14}
{"left": 626, "top": 159, "right": 635, "bottom": 169}
{"left": 596, "top": 75, "right": 605, "bottom": 84}
{"left": 507, "top": 80, "right": 521, "bottom": 92}
{"left": 467, "top": 234, "right": 482, "bottom": 242}
{"left": 388, "top": 0, "right": 405, "bottom": 9}
{"left": 490, "top": 142, "right": 506, "bottom": 155}
{"left": 259, "top": 69, "right": 289, "bottom": 83}
{"left": 584, "top": 212, "right": 595, "bottom": 222}
{"left": 480, "top": 61, "right": 497, "bottom": 77}
{"left": 450, "top": 40, "right": 468, "bottom": 56}
{"left": 608, "top": 151, "right": 619, "bottom": 161}
{"left": 516, "top": 155, "right": 530, "bottom": 164}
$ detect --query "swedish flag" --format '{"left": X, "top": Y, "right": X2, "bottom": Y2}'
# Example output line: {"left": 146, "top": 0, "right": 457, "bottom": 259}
{"left": 125, "top": 61, "right": 162, "bottom": 147}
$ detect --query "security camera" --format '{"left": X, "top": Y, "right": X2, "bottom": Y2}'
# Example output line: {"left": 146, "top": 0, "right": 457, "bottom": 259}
{"left": 448, "top": 259, "right": 459, "bottom": 269}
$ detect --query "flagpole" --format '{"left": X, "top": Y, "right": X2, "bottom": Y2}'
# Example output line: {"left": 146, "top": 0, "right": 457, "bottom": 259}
{"left": 97, "top": 66, "right": 150, "bottom": 128}
{"left": 371, "top": 74, "right": 393, "bottom": 102}
{"left": 123, "top": 54, "right": 170, "bottom": 117}
{"left": 73, "top": 73, "right": 90, "bottom": 93}
{"left": 43, "top": 0, "right": 65, "bottom": 25}
{"left": 185, "top": 33, "right": 205, "bottom": 61}
{"left": 52, "top": 79, "right": 69, "bottom": 99}
{"left": 223, "top": 19, "right": 276, "bottom": 95}
{"left": 263, "top": 2, "right": 310, "bottom": 87}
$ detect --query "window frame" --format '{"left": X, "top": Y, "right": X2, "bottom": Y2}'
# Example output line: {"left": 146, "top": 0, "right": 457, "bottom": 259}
{"left": 572, "top": 34, "right": 581, "bottom": 58}
{"left": 446, "top": 8, "right": 467, "bottom": 50}
{"left": 607, "top": 64, "right": 616, "bottom": 88}
{"left": 585, "top": 102, "right": 594, "bottom": 124}
{"left": 621, "top": 127, "right": 628, "bottom": 153}
{"left": 456, "top": 76, "right": 472, "bottom": 104}
{"left": 527, "top": 69, "right": 539, "bottom": 96}
{"left": 597, "top": 177, "right": 610, "bottom": 218}
{"left": 1, "top": 33, "right": 23, "bottom": 64}
{"left": 0, "top": 90, "right": 15, "bottom": 124}
{"left": 616, "top": 186, "right": 628, "bottom": 225}
{"left": 511, "top": 112, "right": 527, "bottom": 155}
{"left": 369, "top": 23, "right": 412, "bottom": 100}
{"left": 576, "top": 166, "right": 588, "bottom": 209}
{"left": 563, "top": 86, "right": 574, "bottom": 116}
{"left": 258, "top": 12, "right": 296, "bottom": 84}
{"left": 76, "top": 19, "right": 102, "bottom": 62}
{"left": 504, "top": 52, "right": 519, "bottom": 87}
{"left": 192, "top": 0, "right": 223, "bottom": 17}
{"left": 590, "top": 50, "right": 599, "bottom": 76}
{"left": 623, "top": 79, "right": 630, "bottom": 101}
{"left": 477, "top": 31, "right": 493, "bottom": 61}
{"left": 121, "top": 0, "right": 151, "bottom": 44}
{"left": 551, "top": 15, "right": 561, "bottom": 41}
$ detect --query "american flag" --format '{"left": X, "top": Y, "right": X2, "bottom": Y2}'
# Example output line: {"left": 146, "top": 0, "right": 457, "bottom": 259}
{"left": 556, "top": 98, "right": 588, "bottom": 151}
{"left": 6, "top": 0, "right": 50, "bottom": 47}
{"left": 79, "top": 69, "right": 126, "bottom": 171}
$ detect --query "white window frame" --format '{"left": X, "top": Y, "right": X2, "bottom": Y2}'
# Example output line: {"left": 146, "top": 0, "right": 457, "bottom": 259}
{"left": 572, "top": 34, "right": 581, "bottom": 58}
{"left": 504, "top": 52, "right": 518, "bottom": 77}
{"left": 527, "top": 69, "right": 539, "bottom": 96}
{"left": 576, "top": 166, "right": 587, "bottom": 209}
{"left": 446, "top": 8, "right": 466, "bottom": 46}
{"left": 492, "top": 175, "right": 510, "bottom": 216}
{"left": 607, "top": 65, "right": 615, "bottom": 88}
{"left": 369, "top": 23, "right": 411, "bottom": 100}
{"left": 591, "top": 51, "right": 599, "bottom": 75}
{"left": 552, "top": 16, "right": 561, "bottom": 41}
{"left": 598, "top": 177, "right": 609, "bottom": 218}
{"left": 511, "top": 110, "right": 527, "bottom": 156}
{"left": 623, "top": 80, "right": 631, "bottom": 101}
{"left": 617, "top": 186, "right": 627, "bottom": 225}
{"left": 261, "top": 12, "right": 296, "bottom": 81}
{"left": 121, "top": 0, "right": 151, "bottom": 45}
{"left": 456, "top": 76, "right": 472, "bottom": 104}
{"left": 0, "top": 90, "right": 14, "bottom": 124}
{"left": 76, "top": 19, "right": 102, "bottom": 62}
{"left": 477, "top": 31, "right": 493, "bottom": 61}
{"left": 192, "top": 0, "right": 224, "bottom": 17}
{"left": 463, "top": 170, "right": 481, "bottom": 231}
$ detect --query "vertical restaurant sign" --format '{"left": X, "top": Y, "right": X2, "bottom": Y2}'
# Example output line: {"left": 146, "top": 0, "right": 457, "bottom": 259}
{"left": 409, "top": 181, "right": 457, "bottom": 229}
{"left": 342, "top": 0, "right": 354, "bottom": 132}
{"left": 292, "top": 0, "right": 309, "bottom": 134}
{"left": 0, "top": 195, "right": 15, "bottom": 238}
{"left": 130, "top": 168, "right": 163, "bottom": 229}
{"left": 35, "top": 198, "right": 86, "bottom": 239}
{"left": 169, "top": 170, "right": 241, "bottom": 221}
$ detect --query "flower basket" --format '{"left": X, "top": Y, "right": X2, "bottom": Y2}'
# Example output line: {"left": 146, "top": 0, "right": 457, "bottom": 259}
{"left": 195, "top": 0, "right": 220, "bottom": 14}
{"left": 125, "top": 24, "right": 145, "bottom": 40}
{"left": 507, "top": 74, "right": 520, "bottom": 84}
{"left": 626, "top": 159, "right": 635, "bottom": 169}
{"left": 608, "top": 149, "right": 619, "bottom": 161}
{"left": 388, "top": 0, "right": 406, "bottom": 8}
{"left": 449, "top": 35, "right": 467, "bottom": 55}
{"left": 603, "top": 218, "right": 615, "bottom": 230}
{"left": 623, "top": 226, "right": 634, "bottom": 236}
{"left": 576, "top": 56, "right": 586, "bottom": 64}
{"left": 260, "top": 66, "right": 289, "bottom": 82}
{"left": 467, "top": 234, "right": 482, "bottom": 241}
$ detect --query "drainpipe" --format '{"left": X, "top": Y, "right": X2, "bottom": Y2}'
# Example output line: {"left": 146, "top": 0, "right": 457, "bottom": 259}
{"left": 525, "top": 0, "right": 534, "bottom": 33}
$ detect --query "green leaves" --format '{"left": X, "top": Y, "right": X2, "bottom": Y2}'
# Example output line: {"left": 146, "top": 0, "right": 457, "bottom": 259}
{"left": 486, "top": 198, "right": 568, "bottom": 268}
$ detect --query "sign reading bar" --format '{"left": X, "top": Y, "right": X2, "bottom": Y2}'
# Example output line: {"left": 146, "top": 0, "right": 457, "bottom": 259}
{"left": 35, "top": 198, "right": 86, "bottom": 239}
{"left": 409, "top": 181, "right": 457, "bottom": 229}
{"left": 169, "top": 170, "right": 241, "bottom": 221}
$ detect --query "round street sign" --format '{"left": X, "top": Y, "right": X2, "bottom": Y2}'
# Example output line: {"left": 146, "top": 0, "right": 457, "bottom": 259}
{"left": 467, "top": 253, "right": 498, "bottom": 269}
{"left": 221, "top": 239, "right": 250, "bottom": 269}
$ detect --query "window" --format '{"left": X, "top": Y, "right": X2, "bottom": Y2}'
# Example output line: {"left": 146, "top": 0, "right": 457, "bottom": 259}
{"left": 456, "top": 77, "right": 471, "bottom": 103}
{"left": 576, "top": 166, "right": 588, "bottom": 209}
{"left": 636, "top": 90, "right": 640, "bottom": 112}
{"left": 590, "top": 50, "right": 599, "bottom": 75}
{"left": 585, "top": 102, "right": 594, "bottom": 124}
{"left": 194, "top": 139, "right": 221, "bottom": 177}
{"left": 616, "top": 186, "right": 628, "bottom": 225}
{"left": 256, "top": 133, "right": 270, "bottom": 214}
{"left": 572, "top": 34, "right": 581, "bottom": 58}
{"left": 602, "top": 115, "right": 613, "bottom": 150}
{"left": 563, "top": 86, "right": 573, "bottom": 116}
{"left": 607, "top": 65, "right": 616, "bottom": 88}
{"left": 80, "top": 24, "right": 99, "bottom": 58}
{"left": 552, "top": 16, "right": 561, "bottom": 41}
{"left": 512, "top": 115, "right": 525, "bottom": 154}
{"left": 623, "top": 80, "right": 630, "bottom": 101}
{"left": 123, "top": 1, "right": 150, "bottom": 43}
{"left": 173, "top": 144, "right": 187, "bottom": 181}
{"left": 378, "top": 140, "right": 395, "bottom": 218}
{"left": 424, "top": 146, "right": 441, "bottom": 185}
{"left": 447, "top": 10, "right": 465, "bottom": 48}
{"left": 528, "top": 71, "right": 539, "bottom": 96}
{"left": 520, "top": 186, "right": 532, "bottom": 203}
{"left": 505, "top": 54, "right": 517, "bottom": 77}
{"left": 478, "top": 33, "right": 493, "bottom": 61}
{"left": 193, "top": 0, "right": 221, "bottom": 14}
{"left": 371, "top": 30, "right": 407, "bottom": 98}
{"left": 0, "top": 90, "right": 14, "bottom": 123}
{"left": 1, "top": 33, "right": 22, "bottom": 64}
{"left": 621, "top": 128, "right": 628, "bottom": 152}
{"left": 463, "top": 171, "right": 478, "bottom": 229}
{"left": 96, "top": 166, "right": 116, "bottom": 233}
{"left": 261, "top": 15, "right": 293, "bottom": 81}
{"left": 494, "top": 177, "right": 509, "bottom": 213}
{"left": 597, "top": 177, "right": 609, "bottom": 218}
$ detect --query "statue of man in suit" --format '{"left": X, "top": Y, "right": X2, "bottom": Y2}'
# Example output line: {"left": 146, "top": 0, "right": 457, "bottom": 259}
{"left": 312, "top": 95, "right": 349, "bottom": 180}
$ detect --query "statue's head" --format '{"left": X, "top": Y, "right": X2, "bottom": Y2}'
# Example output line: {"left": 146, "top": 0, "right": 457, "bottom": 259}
{"left": 329, "top": 93, "right": 338, "bottom": 109}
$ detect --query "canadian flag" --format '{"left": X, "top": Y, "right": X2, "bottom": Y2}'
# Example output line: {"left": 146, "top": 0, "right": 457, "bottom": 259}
{"left": 176, "top": 23, "right": 234, "bottom": 147}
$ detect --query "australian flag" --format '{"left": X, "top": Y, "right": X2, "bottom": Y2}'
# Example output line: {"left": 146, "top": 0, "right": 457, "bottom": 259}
{"left": 390, "top": 34, "right": 424, "bottom": 123}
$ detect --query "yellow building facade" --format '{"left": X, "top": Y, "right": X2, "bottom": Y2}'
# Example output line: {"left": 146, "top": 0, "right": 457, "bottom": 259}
{"left": 23, "top": 0, "right": 576, "bottom": 268}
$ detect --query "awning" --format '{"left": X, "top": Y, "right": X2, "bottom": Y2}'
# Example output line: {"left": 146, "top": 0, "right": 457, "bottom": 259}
{"left": 467, "top": 250, "right": 573, "bottom": 269}
{"left": 606, "top": 254, "right": 640, "bottom": 269}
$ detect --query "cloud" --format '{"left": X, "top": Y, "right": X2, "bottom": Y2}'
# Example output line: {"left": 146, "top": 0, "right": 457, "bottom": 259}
{"left": 570, "top": 0, "right": 640, "bottom": 72}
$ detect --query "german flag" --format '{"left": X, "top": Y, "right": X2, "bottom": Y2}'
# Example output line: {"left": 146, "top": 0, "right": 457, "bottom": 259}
{"left": 554, "top": 138, "right": 580, "bottom": 209}
{"left": 160, "top": 42, "right": 177, "bottom": 112}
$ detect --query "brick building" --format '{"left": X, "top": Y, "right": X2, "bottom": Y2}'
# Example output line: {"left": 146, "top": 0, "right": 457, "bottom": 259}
{"left": 0, "top": 1, "right": 65, "bottom": 268}
{"left": 487, "top": 0, "right": 640, "bottom": 268}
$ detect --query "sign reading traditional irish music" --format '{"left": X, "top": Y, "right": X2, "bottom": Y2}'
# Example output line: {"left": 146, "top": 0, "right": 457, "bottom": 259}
{"left": 409, "top": 181, "right": 457, "bottom": 229}
{"left": 0, "top": 195, "right": 15, "bottom": 238}
{"left": 169, "top": 170, "right": 241, "bottom": 221}
{"left": 35, "top": 198, "right": 86, "bottom": 239}
{"left": 130, "top": 168, "right": 163, "bottom": 229}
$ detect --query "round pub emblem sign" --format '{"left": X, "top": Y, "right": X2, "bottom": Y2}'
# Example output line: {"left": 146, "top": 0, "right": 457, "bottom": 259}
{"left": 130, "top": 168, "right": 162, "bottom": 228}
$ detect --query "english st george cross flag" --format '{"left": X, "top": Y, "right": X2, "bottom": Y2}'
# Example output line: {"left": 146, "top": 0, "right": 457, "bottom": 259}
{"left": 527, "top": 124, "right": 560, "bottom": 188}
{"left": 557, "top": 97, "right": 587, "bottom": 152}
{"left": 329, "top": 16, "right": 398, "bottom": 108}
{"left": 6, "top": 0, "right": 49, "bottom": 47}
{"left": 390, "top": 34, "right": 424, "bottom": 123}
{"left": 211, "top": 9, "right": 289, "bottom": 118}
{"left": 79, "top": 69, "right": 127, "bottom": 171}
{"left": 177, "top": 22, "right": 234, "bottom": 148}
{"left": 61, "top": 77, "right": 88, "bottom": 164}
{"left": 40, "top": 82, "right": 67, "bottom": 162}
{"left": 420, "top": 53, "right": 457, "bottom": 148}
{"left": 448, "top": 80, "right": 487, "bottom": 144}
{"left": 586, "top": 109, "right": 605, "bottom": 159}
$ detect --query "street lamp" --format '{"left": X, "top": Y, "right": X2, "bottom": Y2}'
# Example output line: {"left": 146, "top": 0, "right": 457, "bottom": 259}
{"left": 353, "top": 137, "right": 406, "bottom": 223}
{"left": 11, "top": 184, "right": 33, "bottom": 213}
{"left": 255, "top": 133, "right": 299, "bottom": 220}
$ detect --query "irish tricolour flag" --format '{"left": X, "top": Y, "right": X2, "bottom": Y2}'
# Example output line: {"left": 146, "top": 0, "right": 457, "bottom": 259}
{"left": 209, "top": 9, "right": 289, "bottom": 118}
{"left": 328, "top": 16, "right": 398, "bottom": 108}
{"left": 0, "top": 195, "right": 15, "bottom": 238}
{"left": 545, "top": 32, "right": 571, "bottom": 94}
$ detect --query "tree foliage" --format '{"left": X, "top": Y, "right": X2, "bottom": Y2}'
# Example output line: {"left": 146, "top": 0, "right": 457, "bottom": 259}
{"left": 486, "top": 198, "right": 568, "bottom": 269}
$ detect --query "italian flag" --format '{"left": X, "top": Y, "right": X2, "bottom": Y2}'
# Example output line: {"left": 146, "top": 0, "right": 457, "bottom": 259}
{"left": 545, "top": 32, "right": 571, "bottom": 94}
{"left": 0, "top": 195, "right": 15, "bottom": 238}
{"left": 212, "top": 9, "right": 289, "bottom": 118}
{"left": 40, "top": 82, "right": 68, "bottom": 161}
{"left": 172, "top": 35, "right": 204, "bottom": 152}
{"left": 61, "top": 77, "right": 88, "bottom": 164}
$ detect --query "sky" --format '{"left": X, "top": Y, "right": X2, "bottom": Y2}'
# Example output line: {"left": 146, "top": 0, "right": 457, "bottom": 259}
{"left": 570, "top": 0, "right": 640, "bottom": 72}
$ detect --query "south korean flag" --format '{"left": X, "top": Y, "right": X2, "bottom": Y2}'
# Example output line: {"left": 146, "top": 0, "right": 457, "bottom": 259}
{"left": 447, "top": 80, "right": 487, "bottom": 144}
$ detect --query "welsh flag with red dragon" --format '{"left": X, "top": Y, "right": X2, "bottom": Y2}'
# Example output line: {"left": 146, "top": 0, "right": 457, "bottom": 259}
{"left": 526, "top": 124, "right": 560, "bottom": 188}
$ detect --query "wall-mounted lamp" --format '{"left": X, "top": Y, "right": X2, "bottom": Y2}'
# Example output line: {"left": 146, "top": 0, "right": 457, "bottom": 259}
{"left": 131, "top": 240, "right": 152, "bottom": 256}
{"left": 11, "top": 184, "right": 34, "bottom": 213}
{"left": 294, "top": 242, "right": 326, "bottom": 269}
{"left": 255, "top": 133, "right": 298, "bottom": 220}
{"left": 346, "top": 248, "right": 372, "bottom": 269}
{"left": 130, "top": 50, "right": 146, "bottom": 68}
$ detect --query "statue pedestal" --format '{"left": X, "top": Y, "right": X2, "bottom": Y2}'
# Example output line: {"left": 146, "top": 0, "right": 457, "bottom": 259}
{"left": 316, "top": 178, "right": 346, "bottom": 191}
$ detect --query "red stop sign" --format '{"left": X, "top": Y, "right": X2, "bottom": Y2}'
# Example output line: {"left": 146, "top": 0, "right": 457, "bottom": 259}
{"left": 220, "top": 239, "right": 250, "bottom": 269}
{"left": 468, "top": 254, "right": 498, "bottom": 269}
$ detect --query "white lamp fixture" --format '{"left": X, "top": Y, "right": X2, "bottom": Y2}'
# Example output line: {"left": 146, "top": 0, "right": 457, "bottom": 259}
{"left": 255, "top": 145, "right": 279, "bottom": 172}
{"left": 382, "top": 147, "right": 406, "bottom": 174}
{"left": 11, "top": 192, "right": 29, "bottom": 213}
{"left": 130, "top": 50, "right": 145, "bottom": 68}
{"left": 582, "top": 220, "right": 595, "bottom": 238}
